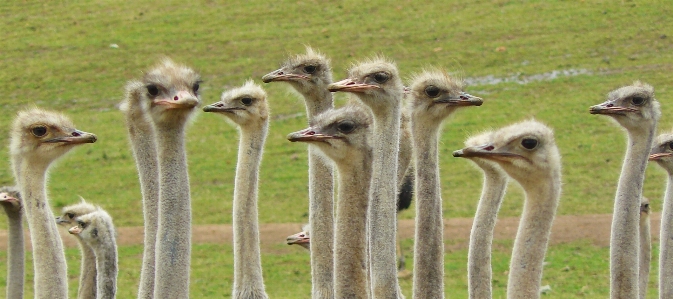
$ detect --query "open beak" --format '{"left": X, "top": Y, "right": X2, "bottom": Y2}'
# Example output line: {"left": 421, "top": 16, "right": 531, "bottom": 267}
{"left": 262, "top": 69, "right": 308, "bottom": 83}
{"left": 437, "top": 92, "right": 483, "bottom": 107}
{"left": 202, "top": 102, "right": 244, "bottom": 113}
{"left": 287, "top": 128, "right": 339, "bottom": 142}
{"left": 44, "top": 130, "right": 97, "bottom": 144}
{"left": 68, "top": 226, "right": 82, "bottom": 235}
{"left": 328, "top": 78, "right": 380, "bottom": 93}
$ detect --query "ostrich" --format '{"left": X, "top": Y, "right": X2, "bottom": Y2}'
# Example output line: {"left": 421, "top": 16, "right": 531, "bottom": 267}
{"left": 328, "top": 57, "right": 405, "bottom": 298}
{"left": 56, "top": 199, "right": 98, "bottom": 299}
{"left": 456, "top": 130, "right": 509, "bottom": 299}
{"left": 286, "top": 224, "right": 311, "bottom": 250}
{"left": 0, "top": 186, "right": 24, "bottom": 299}
{"left": 203, "top": 81, "right": 270, "bottom": 299}
{"left": 289, "top": 104, "right": 374, "bottom": 298}
{"left": 68, "top": 209, "right": 118, "bottom": 299}
{"left": 262, "top": 48, "right": 336, "bottom": 296}
{"left": 453, "top": 120, "right": 562, "bottom": 299}
{"left": 407, "top": 70, "right": 483, "bottom": 298}
{"left": 649, "top": 130, "right": 673, "bottom": 298}
{"left": 639, "top": 197, "right": 651, "bottom": 299}
{"left": 120, "top": 69, "right": 161, "bottom": 299}
{"left": 590, "top": 81, "right": 660, "bottom": 299}
{"left": 140, "top": 58, "right": 201, "bottom": 298}
{"left": 9, "top": 108, "right": 97, "bottom": 298}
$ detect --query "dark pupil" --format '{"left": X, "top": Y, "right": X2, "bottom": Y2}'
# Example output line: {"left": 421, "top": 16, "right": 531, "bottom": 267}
{"left": 304, "top": 65, "right": 317, "bottom": 74}
{"left": 241, "top": 98, "right": 253, "bottom": 106}
{"left": 66, "top": 213, "right": 75, "bottom": 219}
{"left": 337, "top": 121, "right": 355, "bottom": 133}
{"left": 147, "top": 85, "right": 159, "bottom": 96}
{"left": 631, "top": 97, "right": 645, "bottom": 105}
{"left": 668, "top": 142, "right": 673, "bottom": 150}
{"left": 32, "top": 126, "right": 47, "bottom": 137}
{"left": 193, "top": 83, "right": 200, "bottom": 93}
{"left": 79, "top": 221, "right": 86, "bottom": 229}
{"left": 424, "top": 85, "right": 440, "bottom": 98}
{"left": 521, "top": 138, "right": 538, "bottom": 149}
{"left": 373, "top": 73, "right": 389, "bottom": 83}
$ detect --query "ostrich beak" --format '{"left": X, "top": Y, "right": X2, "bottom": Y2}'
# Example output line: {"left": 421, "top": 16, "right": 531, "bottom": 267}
{"left": 202, "top": 102, "right": 244, "bottom": 113}
{"left": 287, "top": 128, "right": 340, "bottom": 142}
{"left": 44, "top": 130, "right": 97, "bottom": 144}
{"left": 262, "top": 69, "right": 308, "bottom": 83}
{"left": 328, "top": 78, "right": 380, "bottom": 93}
{"left": 286, "top": 232, "right": 310, "bottom": 245}
{"left": 153, "top": 90, "right": 199, "bottom": 110}
{"left": 0, "top": 193, "right": 17, "bottom": 204}
{"left": 55, "top": 217, "right": 69, "bottom": 225}
{"left": 589, "top": 101, "right": 637, "bottom": 115}
{"left": 649, "top": 152, "right": 673, "bottom": 161}
{"left": 453, "top": 144, "right": 526, "bottom": 162}
{"left": 437, "top": 92, "right": 483, "bottom": 107}
{"left": 68, "top": 226, "right": 82, "bottom": 235}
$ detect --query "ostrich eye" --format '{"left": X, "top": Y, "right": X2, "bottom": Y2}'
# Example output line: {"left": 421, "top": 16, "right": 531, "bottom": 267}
{"left": 78, "top": 221, "right": 87, "bottom": 229}
{"left": 31, "top": 126, "right": 47, "bottom": 137}
{"left": 372, "top": 72, "right": 390, "bottom": 84}
{"left": 66, "top": 213, "right": 75, "bottom": 219}
{"left": 303, "top": 65, "right": 317, "bottom": 74}
{"left": 668, "top": 142, "right": 673, "bottom": 150}
{"left": 146, "top": 85, "right": 159, "bottom": 96}
{"left": 631, "top": 96, "right": 645, "bottom": 106}
{"left": 336, "top": 121, "right": 356, "bottom": 133}
{"left": 644, "top": 203, "right": 649, "bottom": 208}
{"left": 424, "top": 85, "right": 441, "bottom": 98}
{"left": 192, "top": 83, "right": 200, "bottom": 93}
{"left": 521, "top": 138, "right": 538, "bottom": 150}
{"left": 241, "top": 97, "right": 253, "bottom": 106}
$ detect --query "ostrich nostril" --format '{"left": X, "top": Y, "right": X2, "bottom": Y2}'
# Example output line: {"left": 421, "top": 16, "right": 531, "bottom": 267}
{"left": 72, "top": 132, "right": 81, "bottom": 137}
{"left": 483, "top": 145, "right": 495, "bottom": 151}
{"left": 174, "top": 96, "right": 179, "bottom": 101}
{"left": 607, "top": 103, "right": 614, "bottom": 107}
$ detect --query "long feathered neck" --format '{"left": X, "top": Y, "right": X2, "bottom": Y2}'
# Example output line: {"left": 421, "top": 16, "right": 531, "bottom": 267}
{"left": 610, "top": 128, "right": 655, "bottom": 299}
{"left": 153, "top": 123, "right": 192, "bottom": 299}
{"left": 93, "top": 229, "right": 118, "bottom": 299}
{"left": 411, "top": 122, "right": 444, "bottom": 298}
{"left": 639, "top": 209, "right": 650, "bottom": 299}
{"left": 13, "top": 157, "right": 68, "bottom": 299}
{"left": 123, "top": 106, "right": 160, "bottom": 299}
{"left": 77, "top": 239, "right": 97, "bottom": 299}
{"left": 3, "top": 205, "right": 24, "bottom": 299}
{"left": 660, "top": 173, "right": 673, "bottom": 298}
{"left": 506, "top": 170, "right": 561, "bottom": 299}
{"left": 232, "top": 122, "right": 269, "bottom": 299}
{"left": 300, "top": 86, "right": 333, "bottom": 119}
{"left": 333, "top": 153, "right": 371, "bottom": 299}
{"left": 468, "top": 162, "right": 508, "bottom": 299}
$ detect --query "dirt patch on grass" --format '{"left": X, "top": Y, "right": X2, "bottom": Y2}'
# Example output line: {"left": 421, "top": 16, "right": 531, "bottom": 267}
{"left": 1, "top": 213, "right": 660, "bottom": 253}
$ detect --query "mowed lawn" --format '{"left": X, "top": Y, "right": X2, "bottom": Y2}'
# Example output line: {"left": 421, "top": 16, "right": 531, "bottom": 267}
{"left": 1, "top": 0, "right": 672, "bottom": 298}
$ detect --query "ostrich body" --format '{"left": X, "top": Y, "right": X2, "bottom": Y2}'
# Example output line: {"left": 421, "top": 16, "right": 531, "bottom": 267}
{"left": 0, "top": 186, "right": 24, "bottom": 299}
{"left": 141, "top": 59, "right": 201, "bottom": 299}
{"left": 590, "top": 81, "right": 660, "bottom": 299}
{"left": 263, "top": 48, "right": 335, "bottom": 297}
{"left": 120, "top": 75, "right": 161, "bottom": 299}
{"left": 639, "top": 197, "right": 651, "bottom": 299}
{"left": 408, "top": 70, "right": 483, "bottom": 298}
{"left": 203, "top": 81, "right": 270, "bottom": 299}
{"left": 69, "top": 209, "right": 118, "bottom": 299}
{"left": 454, "top": 120, "right": 561, "bottom": 299}
{"left": 328, "top": 57, "right": 405, "bottom": 298}
{"left": 289, "top": 104, "right": 373, "bottom": 298}
{"left": 649, "top": 131, "right": 673, "bottom": 298}
{"left": 56, "top": 200, "right": 98, "bottom": 299}
{"left": 9, "top": 108, "right": 97, "bottom": 298}
{"left": 458, "top": 131, "right": 508, "bottom": 299}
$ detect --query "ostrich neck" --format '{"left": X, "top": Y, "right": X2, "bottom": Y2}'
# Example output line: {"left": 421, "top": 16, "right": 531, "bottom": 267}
{"left": 507, "top": 171, "right": 561, "bottom": 299}
{"left": 411, "top": 124, "right": 445, "bottom": 298}
{"left": 468, "top": 162, "right": 508, "bottom": 299}
{"left": 124, "top": 112, "right": 159, "bottom": 299}
{"left": 233, "top": 123, "right": 269, "bottom": 298}
{"left": 14, "top": 159, "right": 68, "bottom": 298}
{"left": 610, "top": 129, "right": 654, "bottom": 299}
{"left": 4, "top": 210, "right": 24, "bottom": 299}
{"left": 333, "top": 158, "right": 370, "bottom": 299}
{"left": 93, "top": 236, "right": 118, "bottom": 299}
{"left": 153, "top": 125, "right": 192, "bottom": 299}
{"left": 639, "top": 212, "right": 651, "bottom": 299}
{"left": 77, "top": 240, "right": 97, "bottom": 299}
{"left": 302, "top": 88, "right": 333, "bottom": 119}
{"left": 660, "top": 173, "right": 673, "bottom": 298}
{"left": 367, "top": 104, "right": 401, "bottom": 299}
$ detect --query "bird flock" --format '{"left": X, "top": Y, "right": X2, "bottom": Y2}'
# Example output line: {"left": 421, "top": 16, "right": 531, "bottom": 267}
{"left": 1, "top": 46, "right": 671, "bottom": 299}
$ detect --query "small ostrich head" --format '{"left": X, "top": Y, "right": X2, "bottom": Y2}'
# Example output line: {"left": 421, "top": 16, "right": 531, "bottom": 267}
{"left": 328, "top": 57, "right": 404, "bottom": 110}
{"left": 453, "top": 120, "right": 561, "bottom": 187}
{"left": 287, "top": 104, "right": 372, "bottom": 163}
{"left": 68, "top": 209, "right": 115, "bottom": 246}
{"left": 286, "top": 223, "right": 310, "bottom": 251}
{"left": 203, "top": 80, "right": 269, "bottom": 127}
{"left": 56, "top": 198, "right": 97, "bottom": 227}
{"left": 589, "top": 81, "right": 660, "bottom": 131}
{"left": 262, "top": 47, "right": 333, "bottom": 93}
{"left": 10, "top": 108, "right": 97, "bottom": 165}
{"left": 136, "top": 58, "right": 202, "bottom": 126}
{"left": 0, "top": 186, "right": 22, "bottom": 213}
{"left": 640, "top": 197, "right": 650, "bottom": 216}
{"left": 408, "top": 69, "right": 482, "bottom": 124}
{"left": 649, "top": 130, "right": 673, "bottom": 174}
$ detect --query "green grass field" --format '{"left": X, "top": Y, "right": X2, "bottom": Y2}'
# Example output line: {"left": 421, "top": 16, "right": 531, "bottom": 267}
{"left": 1, "top": 0, "right": 672, "bottom": 297}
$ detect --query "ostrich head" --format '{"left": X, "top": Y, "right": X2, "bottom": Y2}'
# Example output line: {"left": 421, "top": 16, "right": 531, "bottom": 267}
{"left": 408, "top": 69, "right": 482, "bottom": 124}
{"left": 203, "top": 80, "right": 269, "bottom": 127}
{"left": 589, "top": 81, "right": 660, "bottom": 131}
{"left": 286, "top": 224, "right": 311, "bottom": 250}
{"left": 68, "top": 209, "right": 115, "bottom": 246}
{"left": 328, "top": 57, "right": 404, "bottom": 111}
{"left": 262, "top": 47, "right": 333, "bottom": 93}
{"left": 649, "top": 130, "right": 673, "bottom": 174}
{"left": 56, "top": 198, "right": 97, "bottom": 227}
{"left": 0, "top": 186, "right": 22, "bottom": 212}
